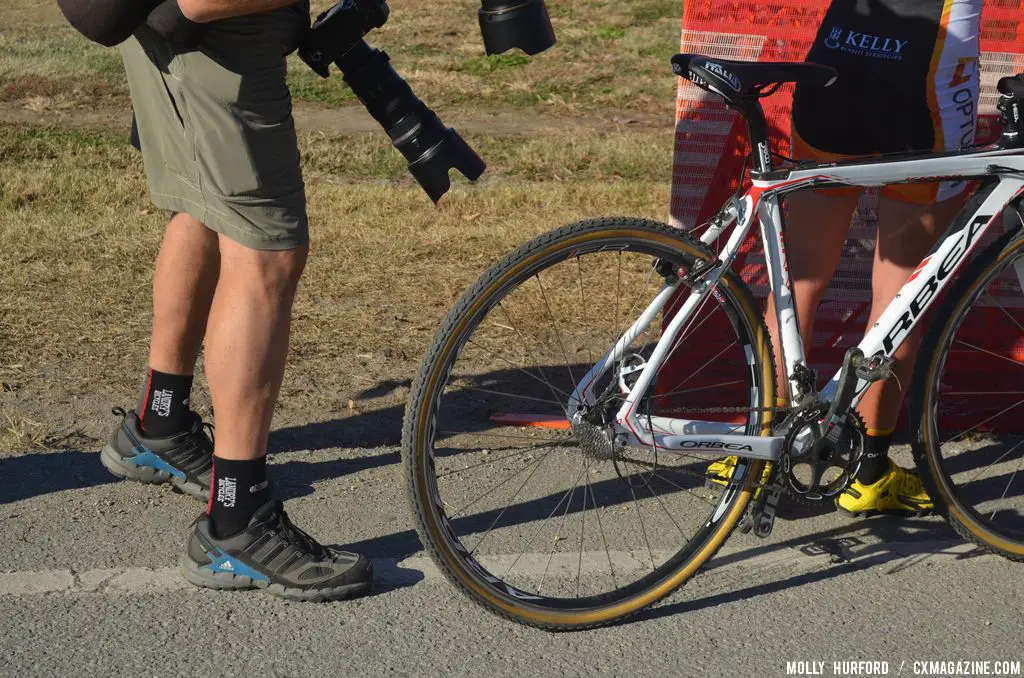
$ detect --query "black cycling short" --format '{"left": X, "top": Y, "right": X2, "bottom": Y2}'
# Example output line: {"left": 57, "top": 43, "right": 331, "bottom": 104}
{"left": 791, "top": 0, "right": 981, "bottom": 202}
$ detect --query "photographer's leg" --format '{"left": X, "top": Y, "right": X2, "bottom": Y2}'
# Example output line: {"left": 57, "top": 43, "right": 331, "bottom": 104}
{"left": 138, "top": 213, "right": 219, "bottom": 436}
{"left": 202, "top": 236, "right": 307, "bottom": 536}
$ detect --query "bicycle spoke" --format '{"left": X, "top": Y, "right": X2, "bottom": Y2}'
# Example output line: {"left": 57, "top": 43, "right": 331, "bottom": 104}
{"left": 949, "top": 398, "right": 1024, "bottom": 444}
{"left": 537, "top": 456, "right": 587, "bottom": 595}
{"left": 643, "top": 478, "right": 690, "bottom": 542}
{"left": 534, "top": 272, "right": 580, "bottom": 394}
{"left": 577, "top": 256, "right": 594, "bottom": 368}
{"left": 609, "top": 257, "right": 659, "bottom": 358}
{"left": 990, "top": 443, "right": 1024, "bottom": 522}
{"left": 954, "top": 339, "right": 1024, "bottom": 371}
{"left": 576, "top": 463, "right": 588, "bottom": 598}
{"left": 470, "top": 448, "right": 555, "bottom": 556}
{"left": 452, "top": 449, "right": 551, "bottom": 520}
{"left": 496, "top": 301, "right": 571, "bottom": 406}
{"left": 652, "top": 379, "right": 746, "bottom": 401}
{"left": 436, "top": 444, "right": 562, "bottom": 480}
{"left": 965, "top": 439, "right": 1024, "bottom": 485}
{"left": 437, "top": 429, "right": 569, "bottom": 443}
{"left": 629, "top": 484, "right": 657, "bottom": 572}
{"left": 461, "top": 385, "right": 567, "bottom": 409}
{"left": 585, "top": 468, "right": 618, "bottom": 590}
{"left": 466, "top": 334, "right": 571, "bottom": 403}
{"left": 501, "top": 458, "right": 591, "bottom": 579}
{"left": 986, "top": 290, "right": 1024, "bottom": 337}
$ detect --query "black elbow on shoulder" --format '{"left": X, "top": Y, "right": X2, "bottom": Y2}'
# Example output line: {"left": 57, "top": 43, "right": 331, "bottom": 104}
{"left": 57, "top": 0, "right": 164, "bottom": 46}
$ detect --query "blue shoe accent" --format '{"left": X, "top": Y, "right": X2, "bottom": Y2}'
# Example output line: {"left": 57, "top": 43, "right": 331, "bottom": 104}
{"left": 204, "top": 551, "right": 271, "bottom": 583}
{"left": 128, "top": 448, "right": 186, "bottom": 480}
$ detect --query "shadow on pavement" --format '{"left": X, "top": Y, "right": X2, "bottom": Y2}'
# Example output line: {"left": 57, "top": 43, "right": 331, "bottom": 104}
{"left": 0, "top": 449, "right": 114, "bottom": 504}
{"left": 627, "top": 516, "right": 976, "bottom": 626}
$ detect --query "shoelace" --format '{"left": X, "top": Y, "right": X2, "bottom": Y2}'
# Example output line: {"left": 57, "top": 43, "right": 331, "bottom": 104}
{"left": 277, "top": 509, "right": 328, "bottom": 560}
{"left": 112, "top": 406, "right": 214, "bottom": 449}
{"left": 184, "top": 411, "right": 215, "bottom": 451}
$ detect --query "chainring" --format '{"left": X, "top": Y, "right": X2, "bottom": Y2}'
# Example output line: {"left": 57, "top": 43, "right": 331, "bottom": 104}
{"left": 780, "top": 408, "right": 865, "bottom": 504}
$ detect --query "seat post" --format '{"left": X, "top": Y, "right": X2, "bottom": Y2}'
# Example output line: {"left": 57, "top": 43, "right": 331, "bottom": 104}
{"left": 738, "top": 98, "right": 772, "bottom": 174}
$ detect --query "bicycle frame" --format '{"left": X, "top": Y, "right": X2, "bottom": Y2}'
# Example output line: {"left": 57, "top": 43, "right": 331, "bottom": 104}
{"left": 567, "top": 144, "right": 1024, "bottom": 462}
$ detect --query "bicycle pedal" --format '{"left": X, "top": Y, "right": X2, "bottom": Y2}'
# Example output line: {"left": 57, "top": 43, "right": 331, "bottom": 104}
{"left": 854, "top": 354, "right": 894, "bottom": 383}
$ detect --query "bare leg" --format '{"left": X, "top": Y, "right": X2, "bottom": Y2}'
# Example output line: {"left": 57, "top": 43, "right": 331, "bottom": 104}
{"left": 855, "top": 194, "right": 964, "bottom": 433}
{"left": 203, "top": 236, "right": 308, "bottom": 461}
{"left": 148, "top": 213, "right": 220, "bottom": 375}
{"left": 765, "top": 190, "right": 863, "bottom": 399}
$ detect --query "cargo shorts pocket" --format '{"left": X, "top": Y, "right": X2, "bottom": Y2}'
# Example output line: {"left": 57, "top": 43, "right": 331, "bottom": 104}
{"left": 186, "top": 59, "right": 303, "bottom": 200}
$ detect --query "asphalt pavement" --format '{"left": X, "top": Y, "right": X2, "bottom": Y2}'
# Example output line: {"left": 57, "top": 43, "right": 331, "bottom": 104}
{"left": 2, "top": 442, "right": 1021, "bottom": 677}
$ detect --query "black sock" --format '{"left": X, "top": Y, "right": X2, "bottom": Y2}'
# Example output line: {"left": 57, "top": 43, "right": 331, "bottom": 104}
{"left": 208, "top": 456, "right": 271, "bottom": 539}
{"left": 856, "top": 432, "right": 894, "bottom": 485}
{"left": 138, "top": 367, "right": 194, "bottom": 437}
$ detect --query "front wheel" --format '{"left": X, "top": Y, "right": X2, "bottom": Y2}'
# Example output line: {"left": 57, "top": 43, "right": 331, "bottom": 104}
{"left": 912, "top": 230, "right": 1024, "bottom": 561}
{"left": 403, "top": 217, "right": 776, "bottom": 629}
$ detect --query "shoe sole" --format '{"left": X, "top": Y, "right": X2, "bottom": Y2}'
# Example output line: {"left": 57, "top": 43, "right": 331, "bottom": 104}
{"left": 836, "top": 505, "right": 934, "bottom": 519}
{"left": 178, "top": 555, "right": 373, "bottom": 602}
{"left": 100, "top": 444, "right": 208, "bottom": 501}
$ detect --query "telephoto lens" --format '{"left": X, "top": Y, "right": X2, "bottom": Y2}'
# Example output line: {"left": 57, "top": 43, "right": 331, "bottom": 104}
{"left": 337, "top": 42, "right": 486, "bottom": 202}
{"left": 478, "top": 0, "right": 556, "bottom": 55}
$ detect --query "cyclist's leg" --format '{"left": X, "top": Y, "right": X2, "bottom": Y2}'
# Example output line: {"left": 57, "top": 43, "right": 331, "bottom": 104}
{"left": 836, "top": 191, "right": 964, "bottom": 515}
{"left": 709, "top": 190, "right": 860, "bottom": 487}
{"left": 854, "top": 192, "right": 965, "bottom": 467}
{"left": 765, "top": 189, "right": 863, "bottom": 400}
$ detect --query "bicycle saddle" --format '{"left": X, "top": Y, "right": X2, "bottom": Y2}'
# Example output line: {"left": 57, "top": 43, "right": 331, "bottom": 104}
{"left": 672, "top": 54, "right": 837, "bottom": 103}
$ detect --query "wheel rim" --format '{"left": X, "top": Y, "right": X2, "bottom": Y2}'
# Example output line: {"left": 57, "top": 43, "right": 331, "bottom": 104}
{"left": 409, "top": 224, "right": 774, "bottom": 622}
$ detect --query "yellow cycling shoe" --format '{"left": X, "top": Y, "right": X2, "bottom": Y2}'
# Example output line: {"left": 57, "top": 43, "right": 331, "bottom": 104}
{"left": 705, "top": 456, "right": 771, "bottom": 490}
{"left": 836, "top": 461, "right": 934, "bottom": 517}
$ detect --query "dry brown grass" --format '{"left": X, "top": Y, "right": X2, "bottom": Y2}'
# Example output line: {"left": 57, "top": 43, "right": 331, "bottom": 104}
{"left": 0, "top": 123, "right": 673, "bottom": 449}
{"left": 0, "top": 0, "right": 684, "bottom": 449}
{"left": 0, "top": 0, "right": 681, "bottom": 114}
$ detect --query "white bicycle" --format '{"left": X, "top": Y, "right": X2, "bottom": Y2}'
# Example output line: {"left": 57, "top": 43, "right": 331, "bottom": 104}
{"left": 402, "top": 54, "right": 1024, "bottom": 629}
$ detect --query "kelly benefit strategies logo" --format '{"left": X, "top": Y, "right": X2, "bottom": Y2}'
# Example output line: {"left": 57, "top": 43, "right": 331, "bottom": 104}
{"left": 824, "top": 26, "right": 908, "bottom": 60}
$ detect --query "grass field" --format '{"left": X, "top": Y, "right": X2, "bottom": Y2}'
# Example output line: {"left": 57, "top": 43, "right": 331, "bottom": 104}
{"left": 1, "top": 0, "right": 681, "bottom": 114}
{"left": 0, "top": 0, "right": 682, "bottom": 451}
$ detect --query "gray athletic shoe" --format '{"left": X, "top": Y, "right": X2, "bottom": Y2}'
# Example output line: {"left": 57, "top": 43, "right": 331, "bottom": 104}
{"left": 100, "top": 407, "right": 212, "bottom": 500}
{"left": 180, "top": 500, "right": 372, "bottom": 602}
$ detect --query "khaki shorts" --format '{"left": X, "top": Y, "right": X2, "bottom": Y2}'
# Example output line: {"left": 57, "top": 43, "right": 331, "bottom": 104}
{"left": 121, "top": 7, "right": 309, "bottom": 250}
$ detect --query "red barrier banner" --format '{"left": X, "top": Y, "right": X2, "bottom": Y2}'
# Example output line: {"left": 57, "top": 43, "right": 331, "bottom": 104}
{"left": 667, "top": 1, "right": 1024, "bottom": 431}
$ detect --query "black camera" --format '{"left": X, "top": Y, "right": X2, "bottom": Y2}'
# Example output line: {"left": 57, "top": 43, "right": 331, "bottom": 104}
{"left": 298, "top": 0, "right": 485, "bottom": 203}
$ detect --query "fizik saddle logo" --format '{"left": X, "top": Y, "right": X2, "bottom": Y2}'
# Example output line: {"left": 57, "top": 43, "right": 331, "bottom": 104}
{"left": 701, "top": 61, "right": 742, "bottom": 92}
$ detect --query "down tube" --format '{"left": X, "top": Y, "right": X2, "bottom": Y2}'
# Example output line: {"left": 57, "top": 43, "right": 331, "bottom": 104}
{"left": 825, "top": 177, "right": 1024, "bottom": 405}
